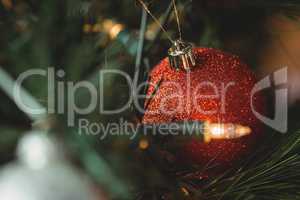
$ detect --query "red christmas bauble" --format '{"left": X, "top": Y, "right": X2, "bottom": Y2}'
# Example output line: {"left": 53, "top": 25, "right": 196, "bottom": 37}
{"left": 142, "top": 47, "right": 265, "bottom": 175}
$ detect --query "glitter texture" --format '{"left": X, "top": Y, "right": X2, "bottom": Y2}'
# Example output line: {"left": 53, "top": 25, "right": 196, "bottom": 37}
{"left": 143, "top": 47, "right": 265, "bottom": 175}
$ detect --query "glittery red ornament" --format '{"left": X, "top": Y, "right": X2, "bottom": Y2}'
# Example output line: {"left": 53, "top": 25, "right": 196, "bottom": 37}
{"left": 142, "top": 47, "right": 265, "bottom": 175}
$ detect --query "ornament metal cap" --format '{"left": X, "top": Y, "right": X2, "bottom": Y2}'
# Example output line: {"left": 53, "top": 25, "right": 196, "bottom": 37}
{"left": 168, "top": 40, "right": 196, "bottom": 71}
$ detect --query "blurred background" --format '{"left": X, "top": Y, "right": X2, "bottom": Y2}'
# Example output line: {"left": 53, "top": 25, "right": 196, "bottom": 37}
{"left": 0, "top": 0, "right": 300, "bottom": 199}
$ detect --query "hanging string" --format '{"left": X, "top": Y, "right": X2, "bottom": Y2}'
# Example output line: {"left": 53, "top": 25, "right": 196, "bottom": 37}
{"left": 137, "top": 0, "right": 174, "bottom": 43}
{"left": 172, "top": 0, "right": 182, "bottom": 40}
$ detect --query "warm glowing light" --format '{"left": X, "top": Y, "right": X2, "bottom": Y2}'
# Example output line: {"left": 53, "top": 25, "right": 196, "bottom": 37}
{"left": 110, "top": 24, "right": 124, "bottom": 38}
{"left": 181, "top": 187, "right": 189, "bottom": 196}
{"left": 210, "top": 125, "right": 225, "bottom": 137}
{"left": 139, "top": 139, "right": 149, "bottom": 150}
{"left": 204, "top": 122, "right": 251, "bottom": 143}
{"left": 102, "top": 19, "right": 124, "bottom": 39}
{"left": 92, "top": 23, "right": 102, "bottom": 33}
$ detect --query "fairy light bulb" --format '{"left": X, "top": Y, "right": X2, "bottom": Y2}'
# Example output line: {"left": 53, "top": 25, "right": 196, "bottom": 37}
{"left": 204, "top": 122, "right": 251, "bottom": 143}
{"left": 102, "top": 19, "right": 124, "bottom": 39}
{"left": 139, "top": 139, "right": 149, "bottom": 150}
